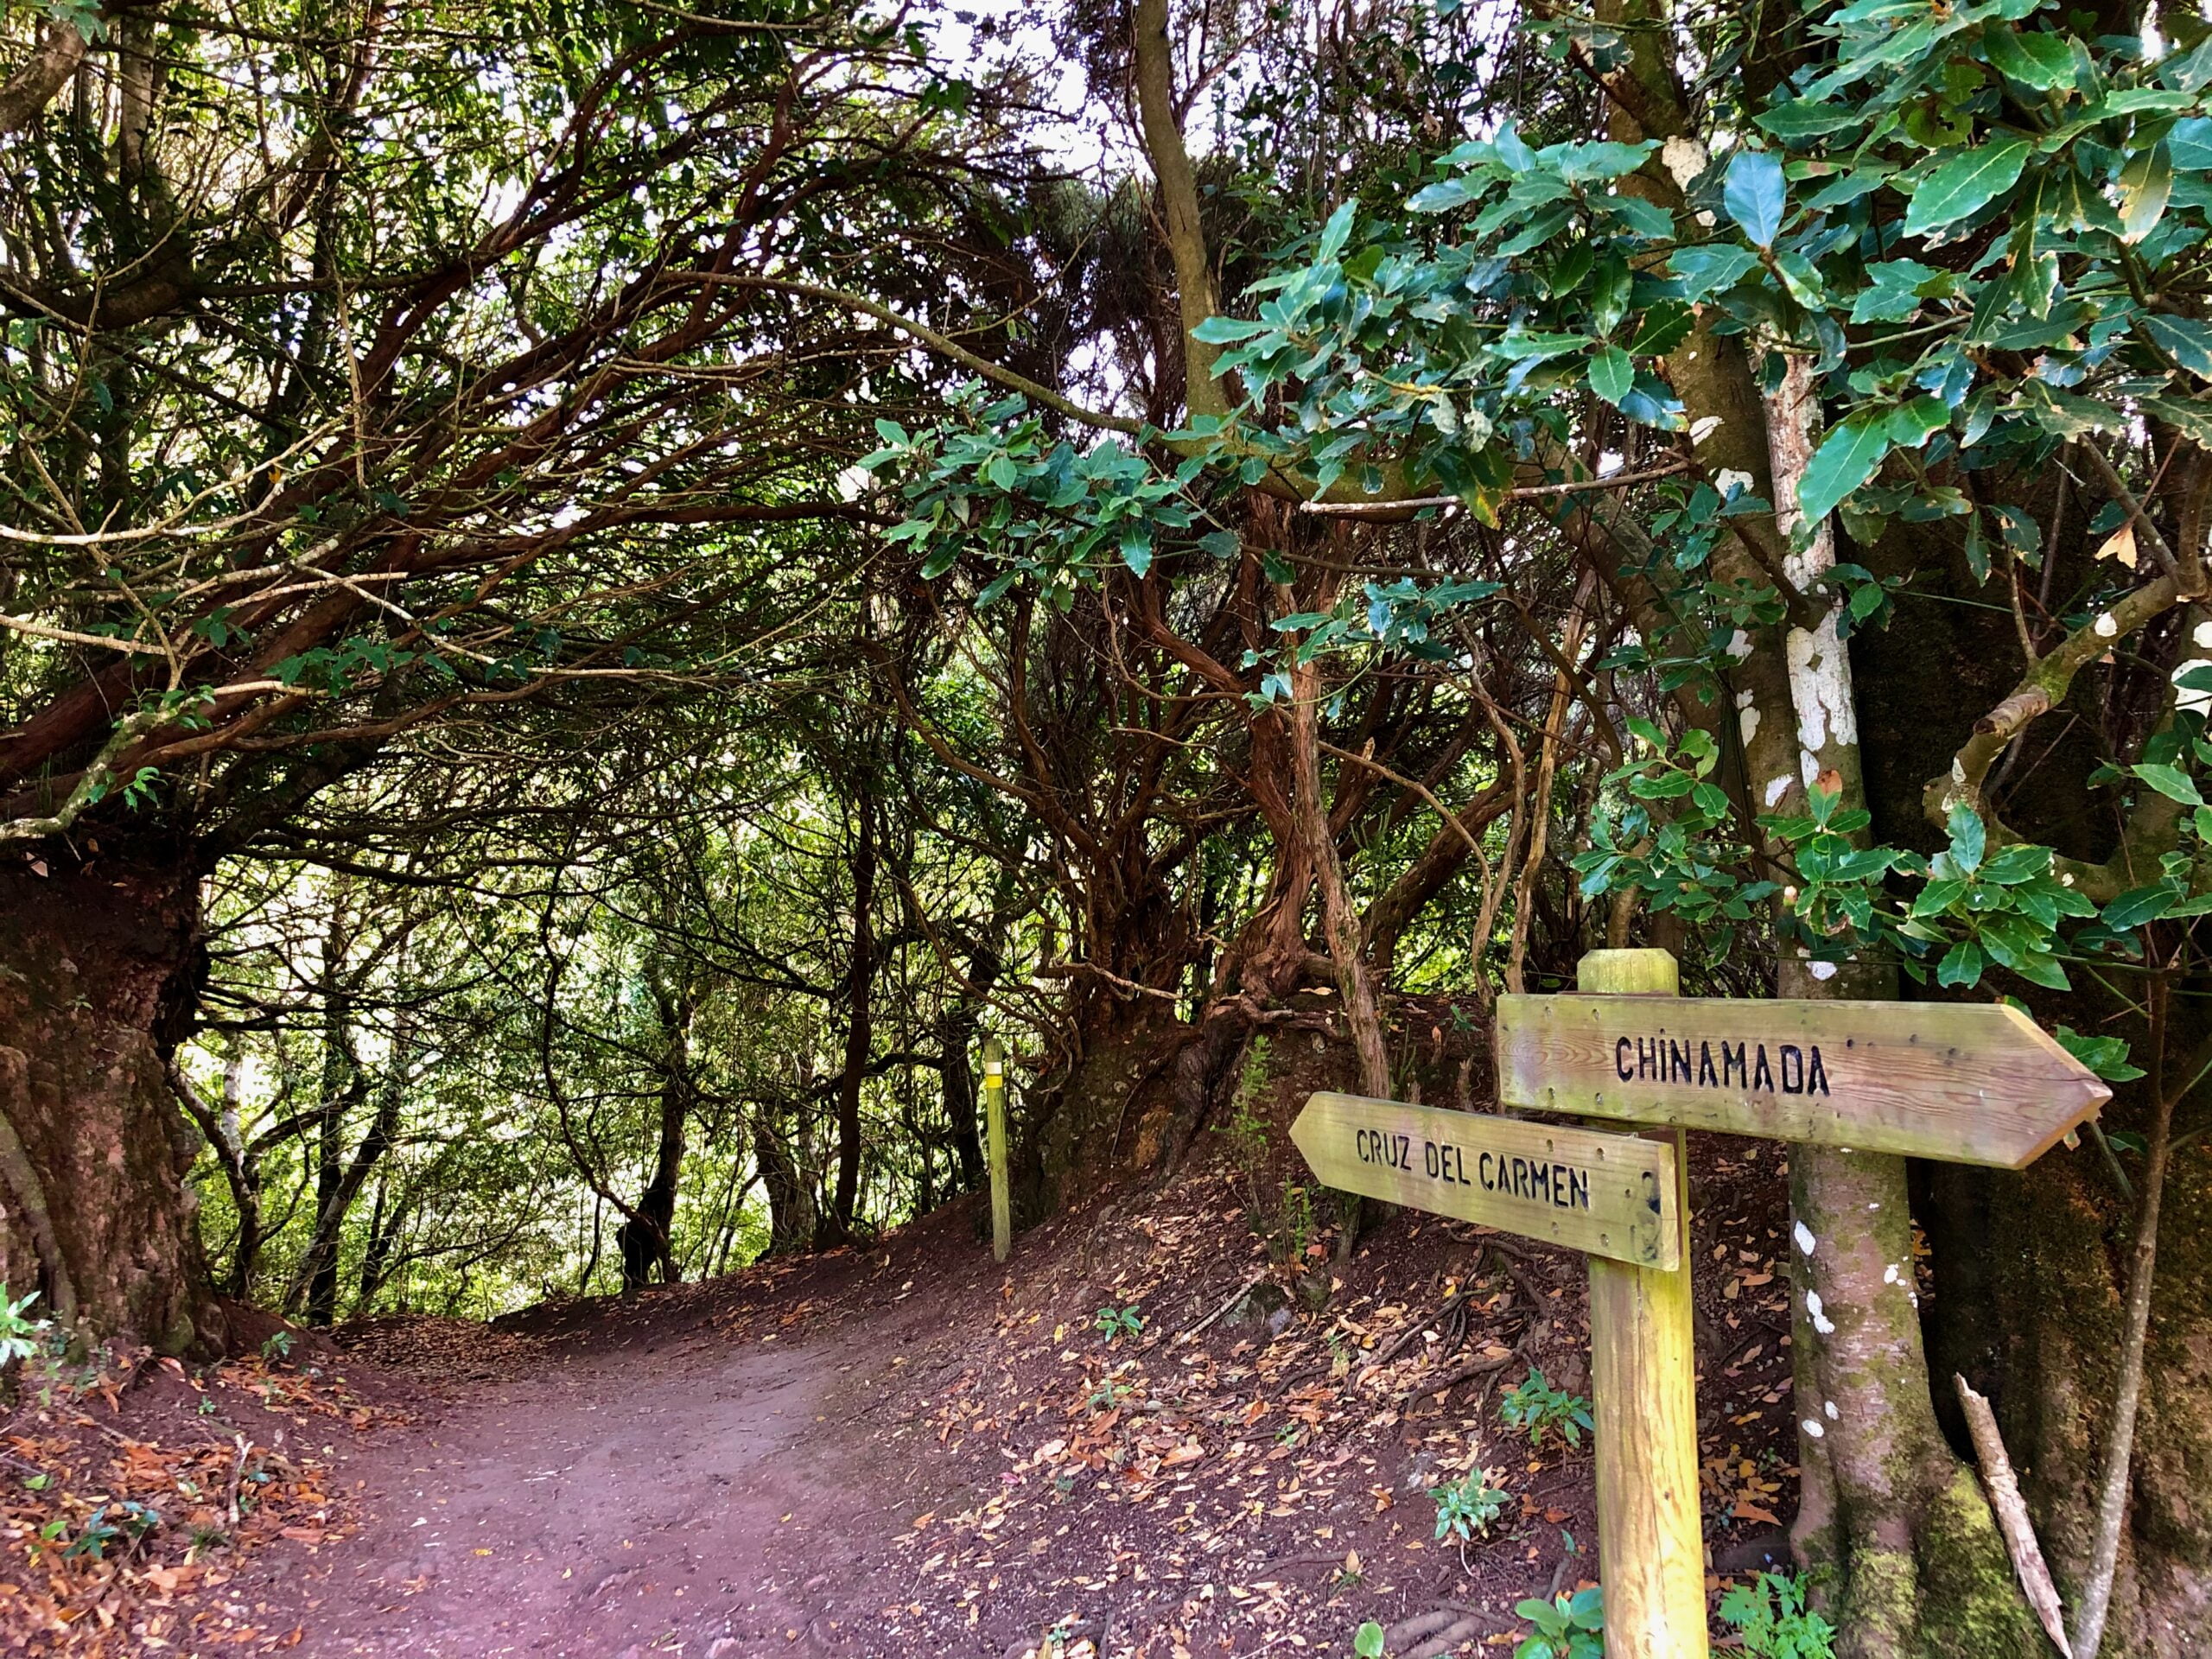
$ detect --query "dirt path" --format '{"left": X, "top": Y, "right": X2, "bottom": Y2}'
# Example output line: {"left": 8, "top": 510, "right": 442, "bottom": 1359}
{"left": 247, "top": 1321, "right": 891, "bottom": 1658}
{"left": 169, "top": 1164, "right": 1798, "bottom": 1659}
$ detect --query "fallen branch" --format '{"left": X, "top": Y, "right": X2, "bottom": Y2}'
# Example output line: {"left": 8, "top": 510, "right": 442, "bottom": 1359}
{"left": 1955, "top": 1375, "right": 2072, "bottom": 1657}
{"left": 1179, "top": 1274, "right": 1271, "bottom": 1341}
{"left": 1402, "top": 1343, "right": 1520, "bottom": 1405}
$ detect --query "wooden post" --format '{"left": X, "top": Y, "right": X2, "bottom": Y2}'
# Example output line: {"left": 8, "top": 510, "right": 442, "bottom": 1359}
{"left": 982, "top": 1036, "right": 1011, "bottom": 1262}
{"left": 1577, "top": 949, "right": 1707, "bottom": 1659}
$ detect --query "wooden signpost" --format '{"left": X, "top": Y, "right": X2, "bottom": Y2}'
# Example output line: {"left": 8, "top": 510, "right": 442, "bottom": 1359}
{"left": 1288, "top": 948, "right": 2111, "bottom": 1659}
{"left": 1288, "top": 1092, "right": 1681, "bottom": 1270}
{"left": 1496, "top": 989, "right": 2109, "bottom": 1167}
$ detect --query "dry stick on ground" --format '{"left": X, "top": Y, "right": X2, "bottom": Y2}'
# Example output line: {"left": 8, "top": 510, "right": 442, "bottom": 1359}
{"left": 1955, "top": 1374, "right": 2073, "bottom": 1657}
{"left": 1386, "top": 1606, "right": 1505, "bottom": 1659}
{"left": 1401, "top": 1343, "right": 1522, "bottom": 1405}
{"left": 1179, "top": 1274, "right": 1273, "bottom": 1341}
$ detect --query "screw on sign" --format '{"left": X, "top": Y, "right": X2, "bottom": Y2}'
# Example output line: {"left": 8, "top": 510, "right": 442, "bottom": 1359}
{"left": 1290, "top": 949, "right": 2108, "bottom": 1659}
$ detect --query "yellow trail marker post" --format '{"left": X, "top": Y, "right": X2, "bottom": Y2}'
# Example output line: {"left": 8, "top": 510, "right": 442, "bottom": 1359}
{"left": 982, "top": 1036, "right": 1011, "bottom": 1263}
{"left": 1576, "top": 948, "right": 1707, "bottom": 1659}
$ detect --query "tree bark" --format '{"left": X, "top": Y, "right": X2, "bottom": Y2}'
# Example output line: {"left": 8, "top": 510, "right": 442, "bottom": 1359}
{"left": 0, "top": 845, "right": 221, "bottom": 1352}
{"left": 623, "top": 982, "right": 692, "bottom": 1291}
{"left": 296, "top": 894, "right": 359, "bottom": 1325}
{"left": 1762, "top": 360, "right": 2040, "bottom": 1655}
{"left": 1849, "top": 486, "right": 2212, "bottom": 1652}
{"left": 753, "top": 1102, "right": 817, "bottom": 1259}
{"left": 823, "top": 804, "right": 877, "bottom": 1245}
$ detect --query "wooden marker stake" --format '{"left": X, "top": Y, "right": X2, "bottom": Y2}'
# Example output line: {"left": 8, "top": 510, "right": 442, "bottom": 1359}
{"left": 982, "top": 1037, "right": 1011, "bottom": 1263}
{"left": 1577, "top": 949, "right": 1708, "bottom": 1659}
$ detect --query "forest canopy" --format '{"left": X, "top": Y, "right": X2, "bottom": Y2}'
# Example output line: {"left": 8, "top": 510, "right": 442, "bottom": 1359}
{"left": 4, "top": 0, "right": 2212, "bottom": 1650}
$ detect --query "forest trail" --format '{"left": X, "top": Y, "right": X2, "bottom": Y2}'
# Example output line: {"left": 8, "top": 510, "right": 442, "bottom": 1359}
{"left": 181, "top": 1154, "right": 1800, "bottom": 1659}
{"left": 261, "top": 1337, "right": 855, "bottom": 1657}
{"left": 225, "top": 1221, "right": 990, "bottom": 1659}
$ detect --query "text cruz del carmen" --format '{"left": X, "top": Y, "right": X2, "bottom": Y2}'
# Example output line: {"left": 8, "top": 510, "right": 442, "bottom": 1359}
{"left": 1352, "top": 1126, "right": 1596, "bottom": 1211}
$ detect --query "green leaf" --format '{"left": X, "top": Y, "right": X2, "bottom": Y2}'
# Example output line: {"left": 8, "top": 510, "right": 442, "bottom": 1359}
{"left": 1797, "top": 414, "right": 1891, "bottom": 526}
{"left": 1936, "top": 938, "right": 1986, "bottom": 987}
{"left": 2057, "top": 1028, "right": 2145, "bottom": 1084}
{"left": 1409, "top": 176, "right": 1480, "bottom": 213}
{"left": 1755, "top": 101, "right": 1866, "bottom": 143}
{"left": 1669, "top": 245, "right": 1761, "bottom": 300}
{"left": 1355, "top": 1623, "right": 1387, "bottom": 1659}
{"left": 2103, "top": 884, "right": 2177, "bottom": 929}
{"left": 2120, "top": 142, "right": 2173, "bottom": 244}
{"left": 1317, "top": 200, "right": 1357, "bottom": 261}
{"left": 1722, "top": 149, "right": 1787, "bottom": 247}
{"left": 1912, "top": 877, "right": 1967, "bottom": 916}
{"left": 1886, "top": 394, "right": 1948, "bottom": 448}
{"left": 1191, "top": 315, "right": 1268, "bottom": 344}
{"left": 1588, "top": 346, "right": 1635, "bottom": 407}
{"left": 2139, "top": 314, "right": 2212, "bottom": 381}
{"left": 1948, "top": 802, "right": 1987, "bottom": 873}
{"left": 1982, "top": 27, "right": 2077, "bottom": 91}
{"left": 1903, "top": 138, "right": 2032, "bottom": 237}
{"left": 2134, "top": 762, "right": 2204, "bottom": 804}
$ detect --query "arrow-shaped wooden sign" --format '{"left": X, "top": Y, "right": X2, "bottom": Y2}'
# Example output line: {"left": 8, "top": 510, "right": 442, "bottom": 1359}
{"left": 1495, "top": 994, "right": 2110, "bottom": 1168}
{"left": 1288, "top": 1091, "right": 1681, "bottom": 1268}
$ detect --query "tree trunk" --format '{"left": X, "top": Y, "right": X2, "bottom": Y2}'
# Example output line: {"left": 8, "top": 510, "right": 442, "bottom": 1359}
{"left": 1761, "top": 359, "right": 2039, "bottom": 1654}
{"left": 942, "top": 925, "right": 1006, "bottom": 1194}
{"left": 356, "top": 1171, "right": 395, "bottom": 1309}
{"left": 0, "top": 846, "right": 220, "bottom": 1353}
{"left": 298, "top": 893, "right": 358, "bottom": 1325}
{"left": 753, "top": 1103, "right": 817, "bottom": 1258}
{"left": 1923, "top": 1112, "right": 2212, "bottom": 1651}
{"left": 624, "top": 986, "right": 691, "bottom": 1291}
{"left": 1850, "top": 479, "right": 2212, "bottom": 1650}
{"left": 823, "top": 804, "right": 877, "bottom": 1245}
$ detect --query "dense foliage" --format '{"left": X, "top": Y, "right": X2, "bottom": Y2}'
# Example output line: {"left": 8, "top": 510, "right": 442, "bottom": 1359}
{"left": 7, "top": 0, "right": 2212, "bottom": 1648}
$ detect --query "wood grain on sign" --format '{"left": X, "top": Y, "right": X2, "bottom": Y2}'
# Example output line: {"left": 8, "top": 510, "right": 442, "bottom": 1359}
{"left": 1495, "top": 994, "right": 2108, "bottom": 1168}
{"left": 1289, "top": 1091, "right": 1679, "bottom": 1268}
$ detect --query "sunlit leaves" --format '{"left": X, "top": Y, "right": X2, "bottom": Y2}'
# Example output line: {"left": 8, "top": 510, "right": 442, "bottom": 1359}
{"left": 1902, "top": 137, "right": 2032, "bottom": 237}
{"left": 1721, "top": 150, "right": 1787, "bottom": 248}
{"left": 2138, "top": 315, "right": 2212, "bottom": 381}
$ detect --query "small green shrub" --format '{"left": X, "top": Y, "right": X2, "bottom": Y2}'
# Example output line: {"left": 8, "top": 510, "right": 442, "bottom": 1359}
{"left": 1514, "top": 1587, "right": 1604, "bottom": 1659}
{"left": 1501, "top": 1367, "right": 1594, "bottom": 1450}
{"left": 1093, "top": 1304, "right": 1143, "bottom": 1342}
{"left": 54, "top": 1500, "right": 161, "bottom": 1561}
{"left": 1719, "top": 1569, "right": 1836, "bottom": 1659}
{"left": 0, "top": 1287, "right": 49, "bottom": 1367}
{"left": 260, "top": 1330, "right": 295, "bottom": 1362}
{"left": 1429, "top": 1471, "right": 1510, "bottom": 1541}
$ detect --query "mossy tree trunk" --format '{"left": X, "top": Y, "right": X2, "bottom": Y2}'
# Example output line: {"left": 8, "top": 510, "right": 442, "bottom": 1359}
{"left": 0, "top": 844, "right": 222, "bottom": 1354}
{"left": 1851, "top": 478, "right": 2212, "bottom": 1649}
{"left": 1750, "top": 358, "right": 2041, "bottom": 1656}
